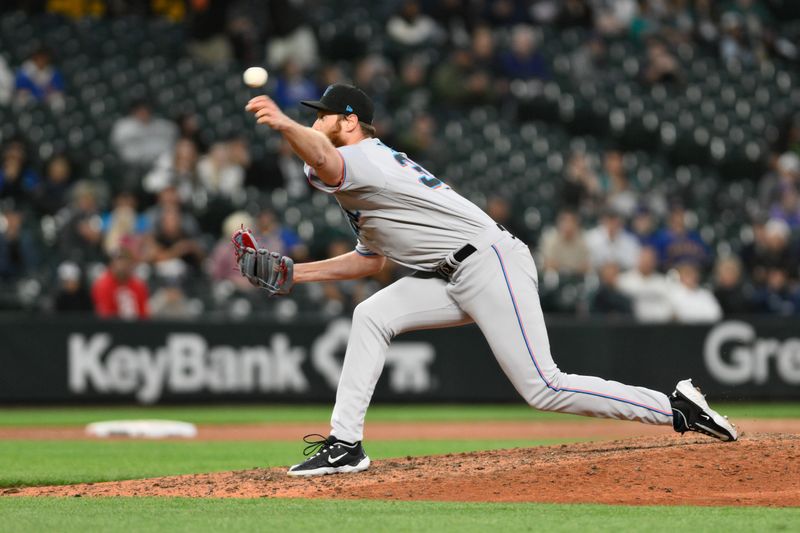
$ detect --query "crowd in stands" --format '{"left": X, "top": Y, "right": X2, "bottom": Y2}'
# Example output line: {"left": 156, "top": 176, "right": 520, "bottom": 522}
{"left": 1, "top": 0, "right": 800, "bottom": 322}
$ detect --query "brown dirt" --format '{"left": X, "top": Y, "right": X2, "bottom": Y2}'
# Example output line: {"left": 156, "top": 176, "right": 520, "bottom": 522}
{"left": 5, "top": 433, "right": 800, "bottom": 506}
{"left": 2, "top": 418, "right": 799, "bottom": 441}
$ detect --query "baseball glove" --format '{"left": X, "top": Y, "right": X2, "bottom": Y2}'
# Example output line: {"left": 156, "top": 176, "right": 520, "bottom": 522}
{"left": 231, "top": 225, "right": 294, "bottom": 296}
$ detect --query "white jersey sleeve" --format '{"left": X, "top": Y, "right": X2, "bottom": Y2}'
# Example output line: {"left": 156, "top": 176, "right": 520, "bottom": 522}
{"left": 303, "top": 145, "right": 386, "bottom": 195}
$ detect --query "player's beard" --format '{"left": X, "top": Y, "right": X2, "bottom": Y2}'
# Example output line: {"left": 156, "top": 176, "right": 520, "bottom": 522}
{"left": 326, "top": 117, "right": 346, "bottom": 147}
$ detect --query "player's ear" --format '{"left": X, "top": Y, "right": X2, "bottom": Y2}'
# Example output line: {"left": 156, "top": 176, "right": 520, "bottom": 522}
{"left": 346, "top": 114, "right": 360, "bottom": 132}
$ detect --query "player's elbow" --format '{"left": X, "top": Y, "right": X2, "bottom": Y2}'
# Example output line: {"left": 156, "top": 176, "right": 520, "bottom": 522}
{"left": 313, "top": 161, "right": 344, "bottom": 187}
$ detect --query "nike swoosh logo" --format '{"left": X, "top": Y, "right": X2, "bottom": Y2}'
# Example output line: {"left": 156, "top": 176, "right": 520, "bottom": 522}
{"left": 328, "top": 452, "right": 348, "bottom": 464}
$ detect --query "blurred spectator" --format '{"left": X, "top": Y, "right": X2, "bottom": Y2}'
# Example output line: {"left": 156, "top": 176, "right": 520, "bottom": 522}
{"left": 769, "top": 185, "right": 800, "bottom": 229}
{"left": 175, "top": 111, "right": 209, "bottom": 153}
{"left": 149, "top": 278, "right": 199, "bottom": 319}
{"left": 197, "top": 139, "right": 245, "bottom": 201}
{"left": 432, "top": 47, "right": 493, "bottom": 106}
{"left": 145, "top": 185, "right": 201, "bottom": 238}
{"left": 561, "top": 151, "right": 601, "bottom": 213}
{"left": 585, "top": 208, "right": 641, "bottom": 270}
{"left": 598, "top": 150, "right": 638, "bottom": 218}
{"left": 666, "top": 262, "right": 723, "bottom": 323}
{"left": 398, "top": 113, "right": 442, "bottom": 165}
{"left": 388, "top": 56, "right": 431, "bottom": 111}
{"left": 742, "top": 218, "right": 796, "bottom": 285}
{"left": 91, "top": 248, "right": 149, "bottom": 320}
{"left": 207, "top": 210, "right": 256, "bottom": 291}
{"left": 751, "top": 267, "right": 800, "bottom": 316}
{"left": 144, "top": 138, "right": 205, "bottom": 210}
{"left": 52, "top": 261, "right": 92, "bottom": 313}
{"left": 590, "top": 262, "right": 632, "bottom": 316}
{"left": 265, "top": 0, "right": 319, "bottom": 72}
{"left": 110, "top": 100, "right": 178, "bottom": 167}
{"left": 59, "top": 181, "right": 105, "bottom": 265}
{"left": 758, "top": 152, "right": 799, "bottom": 209}
{"left": 739, "top": 215, "right": 768, "bottom": 282}
{"left": 642, "top": 38, "right": 682, "bottom": 85}
{"left": 185, "top": 0, "right": 232, "bottom": 64}
{"left": 719, "top": 13, "right": 756, "bottom": 66}
{"left": 274, "top": 60, "right": 318, "bottom": 109}
{"left": 592, "top": 0, "right": 637, "bottom": 37}
{"left": 354, "top": 55, "right": 394, "bottom": 99}
{"left": 629, "top": 0, "right": 659, "bottom": 44}
{"left": 143, "top": 206, "right": 206, "bottom": 280}
{"left": 0, "top": 53, "right": 12, "bottom": 105}
{"left": 540, "top": 209, "right": 590, "bottom": 276}
{"left": 255, "top": 138, "right": 306, "bottom": 197}
{"left": 650, "top": 204, "right": 710, "bottom": 270}
{"left": 13, "top": 47, "right": 65, "bottom": 110}
{"left": 387, "top": 0, "right": 442, "bottom": 53}
{"left": 252, "top": 208, "right": 307, "bottom": 260}
{"left": 712, "top": 256, "right": 754, "bottom": 316}
{"left": 471, "top": 25, "right": 498, "bottom": 74}
{"left": 101, "top": 191, "right": 148, "bottom": 258}
{"left": 486, "top": 194, "right": 529, "bottom": 245}
{"left": 34, "top": 154, "right": 72, "bottom": 216}
{"left": 229, "top": 136, "right": 268, "bottom": 192}
{"left": 498, "top": 25, "right": 550, "bottom": 81}
{"left": 617, "top": 246, "right": 672, "bottom": 322}
{"left": 317, "top": 63, "right": 345, "bottom": 91}
{"left": 629, "top": 205, "right": 658, "bottom": 245}
{"left": 722, "top": 0, "right": 771, "bottom": 41}
{"left": 0, "top": 206, "right": 37, "bottom": 280}
{"left": 569, "top": 35, "right": 607, "bottom": 83}
{"left": 0, "top": 138, "right": 40, "bottom": 209}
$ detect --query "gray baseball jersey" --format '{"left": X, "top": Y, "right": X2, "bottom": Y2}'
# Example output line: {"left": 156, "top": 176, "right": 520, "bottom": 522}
{"left": 304, "top": 138, "right": 495, "bottom": 271}
{"left": 302, "top": 136, "right": 674, "bottom": 448}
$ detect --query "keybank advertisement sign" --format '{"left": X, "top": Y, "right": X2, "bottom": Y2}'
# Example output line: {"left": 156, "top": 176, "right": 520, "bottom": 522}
{"left": 1, "top": 318, "right": 799, "bottom": 403}
{"left": 704, "top": 321, "right": 800, "bottom": 386}
{"left": 67, "top": 320, "right": 435, "bottom": 403}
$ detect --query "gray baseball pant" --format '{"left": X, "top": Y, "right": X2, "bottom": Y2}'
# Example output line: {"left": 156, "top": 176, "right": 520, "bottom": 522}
{"left": 330, "top": 228, "right": 673, "bottom": 443}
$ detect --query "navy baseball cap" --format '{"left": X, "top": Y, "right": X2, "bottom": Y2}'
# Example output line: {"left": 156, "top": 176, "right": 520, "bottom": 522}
{"left": 301, "top": 84, "right": 374, "bottom": 125}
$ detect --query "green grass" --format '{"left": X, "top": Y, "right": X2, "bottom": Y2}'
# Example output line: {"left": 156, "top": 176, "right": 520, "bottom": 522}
{"left": 0, "top": 402, "right": 797, "bottom": 427}
{"left": 2, "top": 498, "right": 797, "bottom": 533}
{"left": 0, "top": 438, "right": 564, "bottom": 488}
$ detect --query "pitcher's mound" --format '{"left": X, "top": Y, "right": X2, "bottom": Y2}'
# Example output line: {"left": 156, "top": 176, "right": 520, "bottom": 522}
{"left": 8, "top": 433, "right": 800, "bottom": 506}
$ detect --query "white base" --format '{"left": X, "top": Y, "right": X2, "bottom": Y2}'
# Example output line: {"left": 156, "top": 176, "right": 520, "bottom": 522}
{"left": 86, "top": 420, "right": 197, "bottom": 439}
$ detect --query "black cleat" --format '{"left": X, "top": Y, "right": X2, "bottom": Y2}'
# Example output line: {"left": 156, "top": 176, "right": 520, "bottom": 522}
{"left": 670, "top": 379, "right": 738, "bottom": 442}
{"left": 286, "top": 434, "right": 370, "bottom": 477}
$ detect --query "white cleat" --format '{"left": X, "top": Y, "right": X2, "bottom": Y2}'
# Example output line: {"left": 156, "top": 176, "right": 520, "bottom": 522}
{"left": 670, "top": 379, "right": 738, "bottom": 442}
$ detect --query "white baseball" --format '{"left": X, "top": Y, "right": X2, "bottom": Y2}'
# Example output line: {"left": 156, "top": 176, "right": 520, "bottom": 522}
{"left": 243, "top": 67, "right": 269, "bottom": 88}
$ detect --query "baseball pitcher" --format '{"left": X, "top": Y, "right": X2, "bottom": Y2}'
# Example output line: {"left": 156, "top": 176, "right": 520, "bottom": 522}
{"left": 237, "top": 84, "right": 737, "bottom": 477}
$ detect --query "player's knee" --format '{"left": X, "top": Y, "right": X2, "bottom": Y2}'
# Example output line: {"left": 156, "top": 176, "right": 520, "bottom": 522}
{"left": 352, "top": 298, "right": 390, "bottom": 336}
{"left": 524, "top": 371, "right": 564, "bottom": 410}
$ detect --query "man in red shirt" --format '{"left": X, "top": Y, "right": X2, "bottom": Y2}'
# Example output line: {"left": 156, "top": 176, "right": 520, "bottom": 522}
{"left": 91, "top": 248, "right": 149, "bottom": 319}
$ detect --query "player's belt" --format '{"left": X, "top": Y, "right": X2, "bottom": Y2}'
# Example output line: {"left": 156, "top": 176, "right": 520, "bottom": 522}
{"left": 418, "top": 224, "right": 512, "bottom": 281}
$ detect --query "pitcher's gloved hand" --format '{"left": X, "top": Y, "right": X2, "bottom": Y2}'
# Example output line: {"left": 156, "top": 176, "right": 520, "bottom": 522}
{"left": 240, "top": 248, "right": 295, "bottom": 296}
{"left": 231, "top": 225, "right": 259, "bottom": 264}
